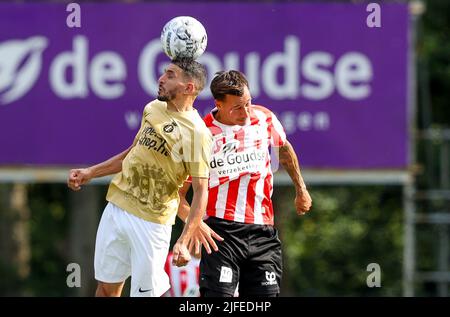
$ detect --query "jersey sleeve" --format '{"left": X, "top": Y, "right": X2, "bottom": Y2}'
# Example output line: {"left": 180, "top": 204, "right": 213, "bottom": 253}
{"left": 269, "top": 111, "right": 287, "bottom": 147}
{"left": 185, "top": 128, "right": 212, "bottom": 178}
{"left": 132, "top": 104, "right": 150, "bottom": 145}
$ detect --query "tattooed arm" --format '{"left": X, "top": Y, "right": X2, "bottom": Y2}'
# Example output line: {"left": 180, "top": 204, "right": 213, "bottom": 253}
{"left": 277, "top": 141, "right": 312, "bottom": 215}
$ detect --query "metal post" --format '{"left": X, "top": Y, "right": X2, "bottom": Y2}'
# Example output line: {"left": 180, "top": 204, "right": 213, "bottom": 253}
{"left": 403, "top": 181, "right": 416, "bottom": 297}
{"left": 440, "top": 141, "right": 449, "bottom": 189}
{"left": 438, "top": 224, "right": 449, "bottom": 297}
{"left": 403, "top": 0, "right": 424, "bottom": 297}
{"left": 437, "top": 127, "right": 449, "bottom": 296}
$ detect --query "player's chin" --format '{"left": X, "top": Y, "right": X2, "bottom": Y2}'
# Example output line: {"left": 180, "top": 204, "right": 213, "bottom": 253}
{"left": 157, "top": 94, "right": 169, "bottom": 102}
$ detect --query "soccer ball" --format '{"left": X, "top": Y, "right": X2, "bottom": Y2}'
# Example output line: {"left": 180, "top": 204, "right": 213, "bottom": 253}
{"left": 160, "top": 16, "right": 207, "bottom": 60}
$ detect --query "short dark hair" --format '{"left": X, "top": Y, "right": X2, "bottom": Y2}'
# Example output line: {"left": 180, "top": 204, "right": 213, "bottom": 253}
{"left": 210, "top": 70, "right": 249, "bottom": 101}
{"left": 171, "top": 57, "right": 207, "bottom": 95}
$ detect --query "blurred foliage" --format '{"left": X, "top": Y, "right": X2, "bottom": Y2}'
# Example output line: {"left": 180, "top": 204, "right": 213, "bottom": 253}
{"left": 0, "top": 183, "right": 409, "bottom": 297}
{"left": 415, "top": 0, "right": 450, "bottom": 297}
{"left": 25, "top": 184, "right": 72, "bottom": 296}
{"left": 419, "top": 0, "right": 450, "bottom": 127}
{"left": 274, "top": 185, "right": 403, "bottom": 296}
{"left": 0, "top": 184, "right": 112, "bottom": 296}
{"left": 0, "top": 184, "right": 70, "bottom": 296}
{"left": 0, "top": 261, "right": 24, "bottom": 296}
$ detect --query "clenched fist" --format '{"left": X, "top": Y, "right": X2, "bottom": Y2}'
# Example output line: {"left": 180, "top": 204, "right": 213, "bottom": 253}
{"left": 67, "top": 168, "right": 92, "bottom": 191}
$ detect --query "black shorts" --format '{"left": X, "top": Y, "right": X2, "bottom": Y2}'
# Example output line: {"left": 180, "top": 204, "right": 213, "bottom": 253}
{"left": 199, "top": 216, "right": 282, "bottom": 296}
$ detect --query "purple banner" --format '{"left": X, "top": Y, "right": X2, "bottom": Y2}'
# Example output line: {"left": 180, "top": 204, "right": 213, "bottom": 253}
{"left": 0, "top": 3, "right": 409, "bottom": 169}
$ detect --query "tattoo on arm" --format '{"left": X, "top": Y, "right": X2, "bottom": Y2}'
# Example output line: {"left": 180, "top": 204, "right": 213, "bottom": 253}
{"left": 277, "top": 141, "right": 306, "bottom": 194}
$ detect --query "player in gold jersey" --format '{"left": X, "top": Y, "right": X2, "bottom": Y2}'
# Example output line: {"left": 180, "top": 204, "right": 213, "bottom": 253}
{"left": 67, "top": 58, "right": 223, "bottom": 297}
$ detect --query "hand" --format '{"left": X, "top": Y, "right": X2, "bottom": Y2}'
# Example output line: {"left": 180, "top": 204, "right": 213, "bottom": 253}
{"left": 187, "top": 220, "right": 224, "bottom": 256}
{"left": 67, "top": 168, "right": 92, "bottom": 191}
{"left": 172, "top": 240, "right": 191, "bottom": 267}
{"left": 295, "top": 189, "right": 312, "bottom": 216}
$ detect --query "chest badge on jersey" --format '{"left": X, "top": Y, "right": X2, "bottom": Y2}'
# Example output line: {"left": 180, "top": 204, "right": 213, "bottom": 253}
{"left": 163, "top": 121, "right": 177, "bottom": 134}
{"left": 221, "top": 139, "right": 240, "bottom": 155}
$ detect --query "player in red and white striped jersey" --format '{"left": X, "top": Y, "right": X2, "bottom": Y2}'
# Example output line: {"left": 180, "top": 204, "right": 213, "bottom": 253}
{"left": 178, "top": 70, "right": 312, "bottom": 297}
{"left": 204, "top": 103, "right": 287, "bottom": 225}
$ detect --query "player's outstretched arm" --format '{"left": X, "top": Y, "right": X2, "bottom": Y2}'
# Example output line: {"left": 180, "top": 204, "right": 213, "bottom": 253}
{"left": 67, "top": 143, "right": 135, "bottom": 191}
{"left": 277, "top": 140, "right": 312, "bottom": 216}
{"left": 177, "top": 181, "right": 192, "bottom": 223}
{"left": 173, "top": 177, "right": 223, "bottom": 267}
{"left": 176, "top": 181, "right": 224, "bottom": 258}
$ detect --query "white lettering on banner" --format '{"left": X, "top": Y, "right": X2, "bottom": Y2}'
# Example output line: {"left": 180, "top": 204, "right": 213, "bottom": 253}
{"left": 124, "top": 111, "right": 141, "bottom": 130}
{"left": 136, "top": 36, "right": 372, "bottom": 101}
{"left": 1, "top": 35, "right": 373, "bottom": 105}
{"left": 224, "top": 52, "right": 239, "bottom": 71}
{"left": 138, "top": 38, "right": 162, "bottom": 96}
{"left": 314, "top": 112, "right": 330, "bottom": 130}
{"left": 277, "top": 111, "right": 330, "bottom": 134}
{"left": 245, "top": 52, "right": 261, "bottom": 97}
{"left": 197, "top": 52, "right": 222, "bottom": 99}
{"left": 335, "top": 53, "right": 372, "bottom": 100}
{"left": 49, "top": 35, "right": 126, "bottom": 99}
{"left": 262, "top": 36, "right": 299, "bottom": 99}
{"left": 122, "top": 110, "right": 330, "bottom": 133}
{"left": 301, "top": 52, "right": 334, "bottom": 100}
{"left": 49, "top": 36, "right": 88, "bottom": 98}
{"left": 90, "top": 52, "right": 126, "bottom": 99}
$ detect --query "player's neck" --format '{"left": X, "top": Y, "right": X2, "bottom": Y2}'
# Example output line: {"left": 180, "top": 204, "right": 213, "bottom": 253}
{"left": 214, "top": 111, "right": 234, "bottom": 126}
{"left": 166, "top": 97, "right": 194, "bottom": 112}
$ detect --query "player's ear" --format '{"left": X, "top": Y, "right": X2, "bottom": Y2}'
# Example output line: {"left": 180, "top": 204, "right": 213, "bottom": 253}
{"left": 184, "top": 82, "right": 195, "bottom": 95}
{"left": 214, "top": 99, "right": 222, "bottom": 109}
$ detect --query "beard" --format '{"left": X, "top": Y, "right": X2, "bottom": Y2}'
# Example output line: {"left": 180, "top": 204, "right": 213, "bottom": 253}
{"left": 157, "top": 95, "right": 169, "bottom": 102}
{"left": 157, "top": 88, "right": 177, "bottom": 102}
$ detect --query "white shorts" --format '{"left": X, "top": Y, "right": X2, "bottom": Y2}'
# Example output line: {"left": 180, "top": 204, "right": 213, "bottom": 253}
{"left": 94, "top": 202, "right": 172, "bottom": 297}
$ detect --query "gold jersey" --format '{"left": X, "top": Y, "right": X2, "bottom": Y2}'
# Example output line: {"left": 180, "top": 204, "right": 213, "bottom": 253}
{"left": 106, "top": 100, "right": 212, "bottom": 225}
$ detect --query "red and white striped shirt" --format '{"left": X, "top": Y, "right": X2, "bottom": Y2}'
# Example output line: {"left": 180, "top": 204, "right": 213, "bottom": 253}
{"left": 204, "top": 105, "right": 287, "bottom": 225}
{"left": 164, "top": 252, "right": 200, "bottom": 297}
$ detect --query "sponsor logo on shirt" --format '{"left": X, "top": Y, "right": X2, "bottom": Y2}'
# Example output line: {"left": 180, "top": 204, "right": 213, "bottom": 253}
{"left": 138, "top": 125, "right": 169, "bottom": 156}
{"left": 210, "top": 143, "right": 268, "bottom": 177}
